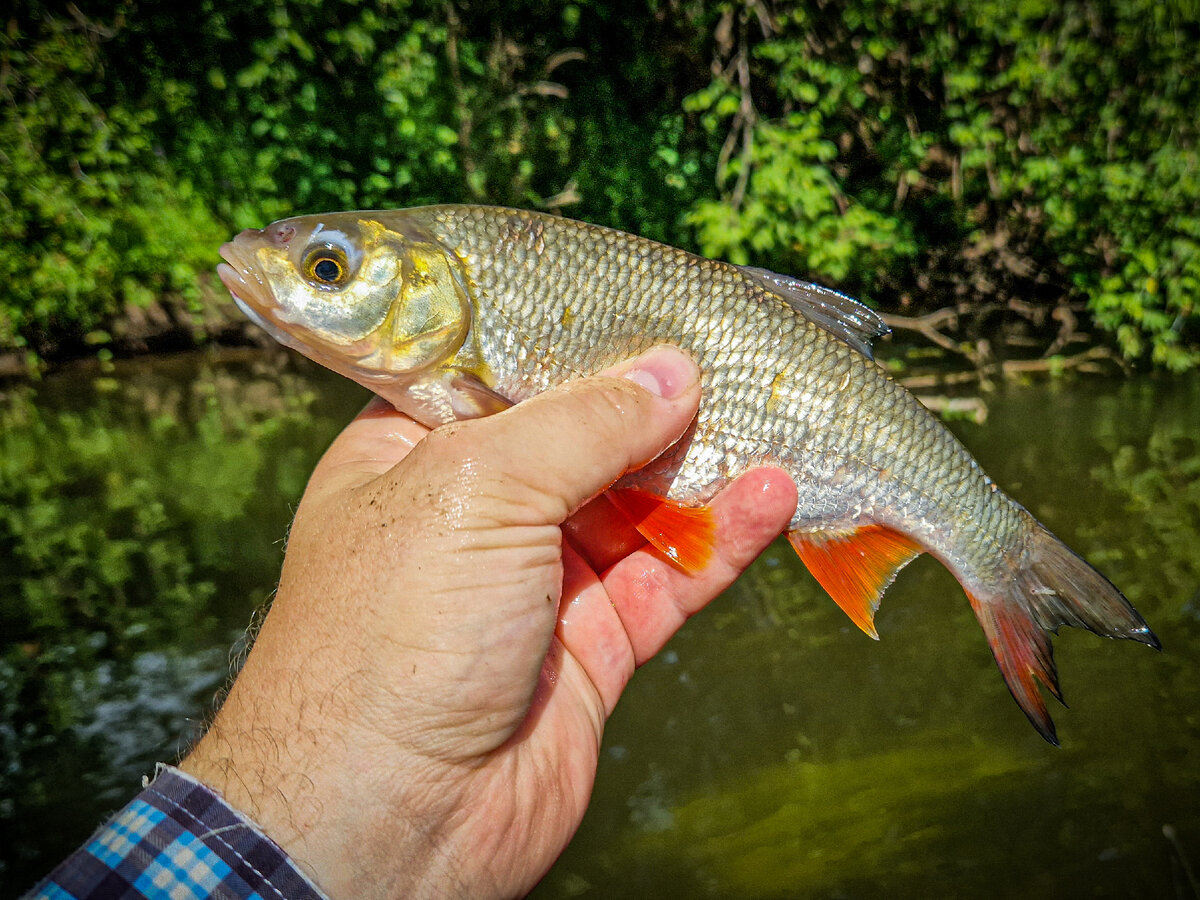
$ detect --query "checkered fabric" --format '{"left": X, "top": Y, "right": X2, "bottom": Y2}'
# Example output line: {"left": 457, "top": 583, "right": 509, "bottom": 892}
{"left": 27, "top": 766, "right": 328, "bottom": 899}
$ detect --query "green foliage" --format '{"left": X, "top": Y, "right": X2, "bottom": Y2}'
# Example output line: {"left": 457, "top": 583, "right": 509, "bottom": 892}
{"left": 173, "top": 0, "right": 588, "bottom": 219}
{"left": 0, "top": 8, "right": 227, "bottom": 352}
{"left": 679, "top": 9, "right": 920, "bottom": 291}
{"left": 1, "top": 0, "right": 1197, "bottom": 368}
{"left": 923, "top": 0, "right": 1200, "bottom": 371}
{"left": 664, "top": 0, "right": 1199, "bottom": 364}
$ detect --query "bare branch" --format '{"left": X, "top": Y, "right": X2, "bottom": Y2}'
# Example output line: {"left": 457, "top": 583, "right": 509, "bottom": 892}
{"left": 881, "top": 308, "right": 967, "bottom": 357}
{"left": 544, "top": 49, "right": 585, "bottom": 75}
{"left": 896, "top": 346, "right": 1123, "bottom": 390}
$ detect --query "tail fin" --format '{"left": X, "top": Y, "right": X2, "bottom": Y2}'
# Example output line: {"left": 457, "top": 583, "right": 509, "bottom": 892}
{"left": 966, "top": 522, "right": 1159, "bottom": 745}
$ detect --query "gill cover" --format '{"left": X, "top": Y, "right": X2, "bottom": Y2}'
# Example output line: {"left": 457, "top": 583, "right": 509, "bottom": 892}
{"left": 357, "top": 218, "right": 474, "bottom": 374}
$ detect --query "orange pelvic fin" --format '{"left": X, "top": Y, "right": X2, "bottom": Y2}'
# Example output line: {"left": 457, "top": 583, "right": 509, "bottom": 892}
{"left": 787, "top": 524, "right": 924, "bottom": 639}
{"left": 606, "top": 488, "right": 716, "bottom": 573}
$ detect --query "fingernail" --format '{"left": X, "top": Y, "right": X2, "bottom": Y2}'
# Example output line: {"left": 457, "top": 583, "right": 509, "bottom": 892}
{"left": 621, "top": 347, "right": 697, "bottom": 399}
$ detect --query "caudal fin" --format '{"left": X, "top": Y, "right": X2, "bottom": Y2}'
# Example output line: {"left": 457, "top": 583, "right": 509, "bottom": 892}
{"left": 786, "top": 519, "right": 1158, "bottom": 744}
{"left": 966, "top": 522, "right": 1159, "bottom": 745}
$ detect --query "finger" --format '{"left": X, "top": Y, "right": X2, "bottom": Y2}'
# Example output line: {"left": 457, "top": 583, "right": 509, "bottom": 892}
{"left": 603, "top": 465, "right": 796, "bottom": 666}
{"left": 403, "top": 346, "right": 702, "bottom": 528}
{"left": 554, "top": 538, "right": 633, "bottom": 714}
{"left": 556, "top": 466, "right": 797, "bottom": 715}
{"left": 306, "top": 397, "right": 430, "bottom": 501}
{"left": 562, "top": 493, "right": 646, "bottom": 572}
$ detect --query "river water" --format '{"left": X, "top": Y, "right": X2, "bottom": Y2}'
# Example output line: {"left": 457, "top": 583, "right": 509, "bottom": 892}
{"left": 2, "top": 351, "right": 1197, "bottom": 897}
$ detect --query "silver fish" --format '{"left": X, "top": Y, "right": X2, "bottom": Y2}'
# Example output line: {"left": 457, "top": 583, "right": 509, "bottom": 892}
{"left": 218, "top": 205, "right": 1159, "bottom": 743}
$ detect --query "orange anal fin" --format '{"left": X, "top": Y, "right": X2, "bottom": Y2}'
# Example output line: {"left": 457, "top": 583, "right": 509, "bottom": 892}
{"left": 607, "top": 488, "right": 715, "bottom": 573}
{"left": 787, "top": 525, "right": 923, "bottom": 640}
{"left": 966, "top": 591, "right": 1064, "bottom": 746}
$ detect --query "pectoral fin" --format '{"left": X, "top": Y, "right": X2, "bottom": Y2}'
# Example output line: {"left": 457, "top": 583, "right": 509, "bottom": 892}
{"left": 449, "top": 370, "right": 515, "bottom": 418}
{"left": 607, "top": 488, "right": 716, "bottom": 572}
{"left": 787, "top": 525, "right": 924, "bottom": 639}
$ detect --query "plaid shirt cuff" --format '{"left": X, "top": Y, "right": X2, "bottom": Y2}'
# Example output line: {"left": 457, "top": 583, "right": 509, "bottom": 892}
{"left": 28, "top": 764, "right": 329, "bottom": 900}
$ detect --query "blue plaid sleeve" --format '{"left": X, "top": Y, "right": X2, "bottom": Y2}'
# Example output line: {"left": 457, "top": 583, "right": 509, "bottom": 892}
{"left": 27, "top": 765, "right": 329, "bottom": 900}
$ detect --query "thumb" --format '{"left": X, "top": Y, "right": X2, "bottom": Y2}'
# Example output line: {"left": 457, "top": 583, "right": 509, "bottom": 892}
{"left": 397, "top": 345, "right": 702, "bottom": 528}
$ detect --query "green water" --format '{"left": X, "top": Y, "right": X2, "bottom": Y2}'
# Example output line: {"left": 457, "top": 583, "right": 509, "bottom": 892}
{"left": 2, "top": 353, "right": 1197, "bottom": 897}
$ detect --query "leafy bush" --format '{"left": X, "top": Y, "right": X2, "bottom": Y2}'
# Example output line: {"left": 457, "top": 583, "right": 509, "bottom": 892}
{"left": 664, "top": 0, "right": 1199, "bottom": 368}
{"left": 1, "top": 0, "right": 1196, "bottom": 369}
{"left": 0, "top": 9, "right": 227, "bottom": 354}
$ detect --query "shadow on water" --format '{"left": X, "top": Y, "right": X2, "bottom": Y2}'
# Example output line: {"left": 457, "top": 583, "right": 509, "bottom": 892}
{"left": 1, "top": 357, "right": 1198, "bottom": 897}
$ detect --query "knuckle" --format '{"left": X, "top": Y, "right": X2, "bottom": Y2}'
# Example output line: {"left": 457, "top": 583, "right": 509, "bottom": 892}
{"left": 568, "top": 378, "right": 649, "bottom": 442}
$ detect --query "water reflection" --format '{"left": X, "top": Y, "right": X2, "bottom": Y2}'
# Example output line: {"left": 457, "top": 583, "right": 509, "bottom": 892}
{"left": 1, "top": 358, "right": 1197, "bottom": 897}
{"left": 0, "top": 350, "right": 366, "bottom": 890}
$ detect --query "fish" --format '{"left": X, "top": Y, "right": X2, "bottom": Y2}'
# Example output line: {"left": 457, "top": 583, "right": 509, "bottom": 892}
{"left": 217, "top": 204, "right": 1159, "bottom": 744}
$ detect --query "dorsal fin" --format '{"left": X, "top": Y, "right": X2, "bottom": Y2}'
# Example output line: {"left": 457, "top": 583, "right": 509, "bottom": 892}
{"left": 740, "top": 266, "right": 889, "bottom": 359}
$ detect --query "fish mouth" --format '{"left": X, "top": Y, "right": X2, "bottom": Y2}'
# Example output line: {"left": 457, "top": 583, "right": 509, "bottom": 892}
{"left": 216, "top": 239, "right": 330, "bottom": 363}
{"left": 217, "top": 239, "right": 273, "bottom": 320}
{"left": 216, "top": 241, "right": 314, "bottom": 359}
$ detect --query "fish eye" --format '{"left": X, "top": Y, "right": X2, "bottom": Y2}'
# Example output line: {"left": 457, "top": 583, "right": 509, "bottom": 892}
{"left": 302, "top": 246, "right": 350, "bottom": 287}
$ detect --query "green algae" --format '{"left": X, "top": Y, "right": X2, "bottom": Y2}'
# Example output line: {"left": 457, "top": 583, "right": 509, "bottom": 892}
{"left": 624, "top": 740, "right": 1038, "bottom": 896}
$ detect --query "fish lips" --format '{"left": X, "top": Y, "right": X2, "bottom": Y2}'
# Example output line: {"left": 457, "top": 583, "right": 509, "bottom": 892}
{"left": 216, "top": 240, "right": 302, "bottom": 346}
{"left": 216, "top": 242, "right": 314, "bottom": 365}
{"left": 217, "top": 240, "right": 271, "bottom": 312}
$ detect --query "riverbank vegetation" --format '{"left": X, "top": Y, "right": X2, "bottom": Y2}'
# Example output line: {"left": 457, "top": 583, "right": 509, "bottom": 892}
{"left": 3, "top": 0, "right": 1197, "bottom": 374}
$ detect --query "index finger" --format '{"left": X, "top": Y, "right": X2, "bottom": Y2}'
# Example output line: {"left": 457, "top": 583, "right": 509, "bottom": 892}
{"left": 555, "top": 465, "right": 797, "bottom": 716}
{"left": 305, "top": 397, "right": 430, "bottom": 502}
{"left": 601, "top": 465, "right": 798, "bottom": 663}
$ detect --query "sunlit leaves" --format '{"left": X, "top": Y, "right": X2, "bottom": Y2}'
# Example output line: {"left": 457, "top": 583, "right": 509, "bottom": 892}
{"left": 653, "top": 0, "right": 1198, "bottom": 367}
{"left": 0, "top": 9, "right": 226, "bottom": 350}
{"left": 2, "top": 0, "right": 1196, "bottom": 369}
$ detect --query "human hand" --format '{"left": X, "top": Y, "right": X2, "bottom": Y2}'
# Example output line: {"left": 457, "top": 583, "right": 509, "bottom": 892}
{"left": 181, "top": 346, "right": 797, "bottom": 899}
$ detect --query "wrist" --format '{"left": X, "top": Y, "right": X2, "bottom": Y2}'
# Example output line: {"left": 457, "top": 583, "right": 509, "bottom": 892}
{"left": 180, "top": 675, "right": 465, "bottom": 899}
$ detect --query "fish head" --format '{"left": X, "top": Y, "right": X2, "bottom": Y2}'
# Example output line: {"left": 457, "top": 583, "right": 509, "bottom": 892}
{"left": 217, "top": 212, "right": 472, "bottom": 389}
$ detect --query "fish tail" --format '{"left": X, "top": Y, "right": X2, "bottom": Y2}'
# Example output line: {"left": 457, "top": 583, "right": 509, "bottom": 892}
{"left": 965, "top": 521, "right": 1159, "bottom": 744}
{"left": 788, "top": 518, "right": 1159, "bottom": 743}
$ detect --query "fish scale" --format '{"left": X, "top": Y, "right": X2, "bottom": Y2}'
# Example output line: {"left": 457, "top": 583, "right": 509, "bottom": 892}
{"left": 217, "top": 203, "right": 1159, "bottom": 743}
{"left": 418, "top": 206, "right": 999, "bottom": 554}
